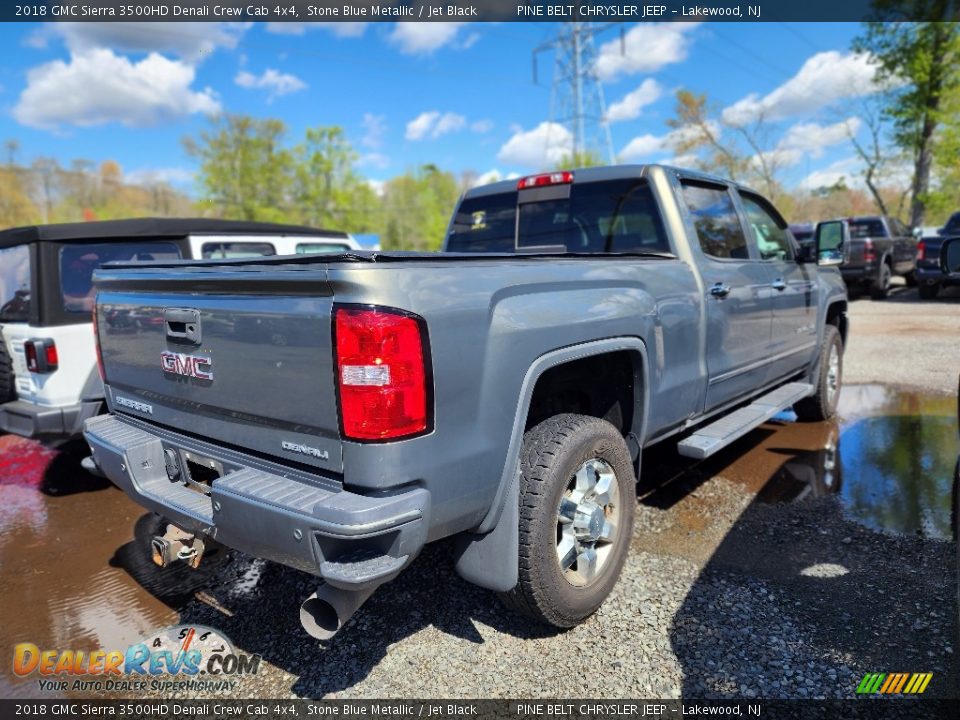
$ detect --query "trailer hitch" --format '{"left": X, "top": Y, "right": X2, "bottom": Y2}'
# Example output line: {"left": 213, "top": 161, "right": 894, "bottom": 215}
{"left": 151, "top": 523, "right": 206, "bottom": 569}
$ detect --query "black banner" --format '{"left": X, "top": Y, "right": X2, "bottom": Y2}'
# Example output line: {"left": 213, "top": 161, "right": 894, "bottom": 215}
{"left": 3, "top": 0, "right": 959, "bottom": 24}
{"left": 1, "top": 699, "right": 959, "bottom": 720}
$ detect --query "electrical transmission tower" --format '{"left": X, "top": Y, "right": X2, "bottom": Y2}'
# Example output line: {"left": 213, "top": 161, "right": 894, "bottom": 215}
{"left": 534, "top": 22, "right": 622, "bottom": 165}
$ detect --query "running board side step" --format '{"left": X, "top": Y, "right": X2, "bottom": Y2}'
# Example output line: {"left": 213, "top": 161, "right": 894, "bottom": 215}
{"left": 677, "top": 382, "right": 814, "bottom": 460}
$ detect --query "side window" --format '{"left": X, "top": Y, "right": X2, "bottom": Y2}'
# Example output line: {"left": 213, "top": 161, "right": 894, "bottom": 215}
{"left": 201, "top": 242, "right": 276, "bottom": 259}
{"left": 740, "top": 193, "right": 793, "bottom": 261}
{"left": 681, "top": 181, "right": 750, "bottom": 260}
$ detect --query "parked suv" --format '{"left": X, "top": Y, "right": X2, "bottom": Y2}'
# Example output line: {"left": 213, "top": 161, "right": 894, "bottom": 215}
{"left": 0, "top": 218, "right": 355, "bottom": 443}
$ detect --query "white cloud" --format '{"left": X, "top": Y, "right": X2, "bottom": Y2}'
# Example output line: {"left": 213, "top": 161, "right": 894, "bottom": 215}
{"left": 125, "top": 167, "right": 194, "bottom": 186}
{"left": 357, "top": 152, "right": 390, "bottom": 170}
{"left": 497, "top": 122, "right": 573, "bottom": 169}
{"left": 470, "top": 119, "right": 494, "bottom": 134}
{"left": 13, "top": 49, "right": 220, "bottom": 131}
{"left": 798, "top": 157, "right": 863, "bottom": 190}
{"left": 235, "top": 68, "right": 306, "bottom": 100}
{"left": 606, "top": 79, "right": 662, "bottom": 123}
{"left": 619, "top": 123, "right": 715, "bottom": 162}
{"left": 265, "top": 22, "right": 367, "bottom": 38}
{"left": 361, "top": 113, "right": 387, "bottom": 149}
{"left": 472, "top": 169, "right": 519, "bottom": 187}
{"left": 389, "top": 22, "right": 467, "bottom": 54}
{"left": 778, "top": 118, "right": 860, "bottom": 157}
{"left": 405, "top": 111, "right": 466, "bottom": 140}
{"left": 38, "top": 22, "right": 249, "bottom": 62}
{"left": 596, "top": 23, "right": 699, "bottom": 81}
{"left": 367, "top": 178, "right": 386, "bottom": 196}
{"left": 722, "top": 51, "right": 882, "bottom": 126}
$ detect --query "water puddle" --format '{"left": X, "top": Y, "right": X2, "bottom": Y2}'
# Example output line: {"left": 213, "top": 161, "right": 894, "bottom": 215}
{"left": 753, "top": 384, "right": 957, "bottom": 540}
{"left": 0, "top": 436, "right": 231, "bottom": 697}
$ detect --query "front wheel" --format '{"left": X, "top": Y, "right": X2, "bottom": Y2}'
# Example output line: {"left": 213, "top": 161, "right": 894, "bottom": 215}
{"left": 794, "top": 325, "right": 843, "bottom": 422}
{"left": 500, "top": 414, "right": 636, "bottom": 628}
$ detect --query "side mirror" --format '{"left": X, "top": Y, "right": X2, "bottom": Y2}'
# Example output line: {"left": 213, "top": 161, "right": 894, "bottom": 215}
{"left": 940, "top": 237, "right": 960, "bottom": 274}
{"left": 814, "top": 220, "right": 849, "bottom": 266}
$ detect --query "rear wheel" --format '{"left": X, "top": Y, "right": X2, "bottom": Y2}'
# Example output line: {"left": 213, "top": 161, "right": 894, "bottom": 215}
{"left": 871, "top": 263, "right": 892, "bottom": 300}
{"left": 794, "top": 325, "right": 843, "bottom": 422}
{"left": 0, "top": 338, "right": 15, "bottom": 405}
{"left": 500, "top": 414, "right": 636, "bottom": 628}
{"left": 904, "top": 270, "right": 918, "bottom": 287}
{"left": 918, "top": 282, "right": 940, "bottom": 300}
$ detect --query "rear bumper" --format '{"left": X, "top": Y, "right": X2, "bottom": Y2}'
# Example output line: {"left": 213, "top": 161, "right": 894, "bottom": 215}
{"left": 917, "top": 265, "right": 960, "bottom": 286}
{"left": 82, "top": 414, "right": 428, "bottom": 589}
{"left": 0, "top": 399, "right": 102, "bottom": 440}
{"left": 840, "top": 265, "right": 876, "bottom": 284}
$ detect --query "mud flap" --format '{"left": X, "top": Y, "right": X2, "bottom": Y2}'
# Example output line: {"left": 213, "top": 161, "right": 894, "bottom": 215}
{"left": 453, "top": 471, "right": 519, "bottom": 592}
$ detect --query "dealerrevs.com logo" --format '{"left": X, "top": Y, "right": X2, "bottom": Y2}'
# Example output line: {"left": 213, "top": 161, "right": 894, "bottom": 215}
{"left": 13, "top": 625, "right": 259, "bottom": 693}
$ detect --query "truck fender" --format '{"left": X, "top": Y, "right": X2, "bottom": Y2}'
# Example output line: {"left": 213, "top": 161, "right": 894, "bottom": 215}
{"left": 454, "top": 337, "right": 650, "bottom": 592}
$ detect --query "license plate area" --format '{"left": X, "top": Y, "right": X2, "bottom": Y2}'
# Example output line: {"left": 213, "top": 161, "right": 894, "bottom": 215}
{"left": 181, "top": 450, "right": 224, "bottom": 496}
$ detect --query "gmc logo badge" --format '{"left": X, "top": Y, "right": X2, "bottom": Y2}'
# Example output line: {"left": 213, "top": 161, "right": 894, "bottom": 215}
{"left": 161, "top": 351, "right": 213, "bottom": 380}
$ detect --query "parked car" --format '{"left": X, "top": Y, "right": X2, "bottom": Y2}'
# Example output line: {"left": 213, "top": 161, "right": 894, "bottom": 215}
{"left": 835, "top": 215, "right": 917, "bottom": 299}
{"left": 0, "top": 218, "right": 355, "bottom": 443}
{"left": 789, "top": 222, "right": 815, "bottom": 252}
{"left": 916, "top": 233, "right": 960, "bottom": 299}
{"left": 83, "top": 165, "right": 848, "bottom": 638}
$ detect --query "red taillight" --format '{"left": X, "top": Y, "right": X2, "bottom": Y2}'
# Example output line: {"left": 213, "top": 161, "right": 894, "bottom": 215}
{"left": 863, "top": 238, "right": 876, "bottom": 263}
{"left": 917, "top": 239, "right": 926, "bottom": 262}
{"left": 92, "top": 309, "right": 105, "bottom": 381}
{"left": 517, "top": 171, "right": 574, "bottom": 190}
{"left": 334, "top": 306, "right": 430, "bottom": 441}
{"left": 24, "top": 339, "right": 57, "bottom": 373}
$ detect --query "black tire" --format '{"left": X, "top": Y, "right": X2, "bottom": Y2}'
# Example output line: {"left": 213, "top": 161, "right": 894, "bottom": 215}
{"left": 918, "top": 282, "right": 940, "bottom": 300}
{"left": 500, "top": 414, "right": 636, "bottom": 628}
{"left": 0, "top": 337, "right": 15, "bottom": 405}
{"left": 904, "top": 270, "right": 918, "bottom": 287}
{"left": 870, "top": 263, "right": 892, "bottom": 300}
{"left": 795, "top": 325, "right": 843, "bottom": 422}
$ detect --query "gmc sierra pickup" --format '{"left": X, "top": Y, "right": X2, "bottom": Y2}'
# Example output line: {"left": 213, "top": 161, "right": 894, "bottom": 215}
{"left": 84, "top": 165, "right": 849, "bottom": 639}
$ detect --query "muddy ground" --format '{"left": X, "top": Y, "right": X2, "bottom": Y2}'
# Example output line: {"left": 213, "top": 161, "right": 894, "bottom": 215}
{"left": 0, "top": 287, "right": 957, "bottom": 701}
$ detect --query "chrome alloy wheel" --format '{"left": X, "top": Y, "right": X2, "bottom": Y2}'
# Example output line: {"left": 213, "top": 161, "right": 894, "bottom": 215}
{"left": 826, "top": 343, "right": 840, "bottom": 406}
{"left": 556, "top": 458, "right": 621, "bottom": 586}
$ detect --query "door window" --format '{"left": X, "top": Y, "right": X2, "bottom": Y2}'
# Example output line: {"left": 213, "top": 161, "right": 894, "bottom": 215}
{"left": 740, "top": 193, "right": 793, "bottom": 261}
{"left": 681, "top": 181, "right": 750, "bottom": 260}
{"left": 0, "top": 244, "right": 31, "bottom": 321}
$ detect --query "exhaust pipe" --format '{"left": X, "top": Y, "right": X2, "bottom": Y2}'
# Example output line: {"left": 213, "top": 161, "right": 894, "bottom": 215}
{"left": 300, "top": 584, "right": 376, "bottom": 641}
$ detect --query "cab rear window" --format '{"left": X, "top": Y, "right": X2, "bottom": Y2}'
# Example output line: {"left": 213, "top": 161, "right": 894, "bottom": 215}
{"left": 0, "top": 244, "right": 31, "bottom": 322}
{"left": 447, "top": 179, "right": 669, "bottom": 254}
{"left": 296, "top": 242, "right": 351, "bottom": 254}
{"left": 202, "top": 241, "right": 276, "bottom": 258}
{"left": 60, "top": 242, "right": 180, "bottom": 314}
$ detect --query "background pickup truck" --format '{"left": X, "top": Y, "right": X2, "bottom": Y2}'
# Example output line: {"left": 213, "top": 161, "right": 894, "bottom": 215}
{"left": 84, "top": 165, "right": 849, "bottom": 640}
{"left": 838, "top": 215, "right": 918, "bottom": 299}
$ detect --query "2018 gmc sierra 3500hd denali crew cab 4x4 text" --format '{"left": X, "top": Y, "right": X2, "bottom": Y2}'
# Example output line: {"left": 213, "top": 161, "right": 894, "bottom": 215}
{"left": 83, "top": 165, "right": 849, "bottom": 639}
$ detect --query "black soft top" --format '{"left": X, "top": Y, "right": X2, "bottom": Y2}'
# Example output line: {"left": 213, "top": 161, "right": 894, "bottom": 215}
{"left": 0, "top": 217, "right": 347, "bottom": 248}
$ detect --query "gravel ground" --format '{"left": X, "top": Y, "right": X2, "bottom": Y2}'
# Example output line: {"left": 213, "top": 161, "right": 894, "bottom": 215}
{"left": 2, "top": 285, "right": 958, "bottom": 702}
{"left": 842, "top": 280, "right": 960, "bottom": 396}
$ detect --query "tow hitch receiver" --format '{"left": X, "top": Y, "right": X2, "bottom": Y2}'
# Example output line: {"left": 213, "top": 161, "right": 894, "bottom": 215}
{"left": 151, "top": 523, "right": 206, "bottom": 569}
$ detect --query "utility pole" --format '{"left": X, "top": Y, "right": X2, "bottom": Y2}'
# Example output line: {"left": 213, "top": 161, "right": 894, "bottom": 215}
{"left": 534, "top": 21, "right": 622, "bottom": 165}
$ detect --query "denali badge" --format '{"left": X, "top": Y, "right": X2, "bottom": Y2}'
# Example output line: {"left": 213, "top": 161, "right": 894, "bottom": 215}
{"left": 115, "top": 396, "right": 153, "bottom": 415}
{"left": 281, "top": 440, "right": 329, "bottom": 460}
{"left": 161, "top": 351, "right": 213, "bottom": 380}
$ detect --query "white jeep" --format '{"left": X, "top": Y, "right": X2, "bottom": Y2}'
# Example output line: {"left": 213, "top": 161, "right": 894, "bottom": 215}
{"left": 0, "top": 218, "right": 361, "bottom": 443}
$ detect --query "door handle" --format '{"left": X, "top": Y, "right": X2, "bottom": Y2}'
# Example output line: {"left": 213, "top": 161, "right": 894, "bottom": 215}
{"left": 164, "top": 308, "right": 201, "bottom": 344}
{"left": 709, "top": 282, "right": 731, "bottom": 298}
{"left": 771, "top": 279, "right": 787, "bottom": 291}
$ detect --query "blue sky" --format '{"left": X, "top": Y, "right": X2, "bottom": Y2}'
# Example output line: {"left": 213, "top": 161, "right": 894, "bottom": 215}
{"left": 0, "top": 21, "right": 879, "bottom": 193}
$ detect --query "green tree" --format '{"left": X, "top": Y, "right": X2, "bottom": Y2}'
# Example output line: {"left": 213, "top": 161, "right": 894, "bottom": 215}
{"left": 552, "top": 150, "right": 606, "bottom": 170}
{"left": 380, "top": 165, "right": 460, "bottom": 251}
{"left": 184, "top": 114, "right": 292, "bottom": 221}
{"left": 292, "top": 126, "right": 380, "bottom": 233}
{"left": 853, "top": 9, "right": 960, "bottom": 226}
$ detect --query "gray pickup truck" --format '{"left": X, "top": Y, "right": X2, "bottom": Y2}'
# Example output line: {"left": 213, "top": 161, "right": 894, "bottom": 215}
{"left": 83, "top": 166, "right": 849, "bottom": 639}
{"left": 839, "top": 215, "right": 917, "bottom": 299}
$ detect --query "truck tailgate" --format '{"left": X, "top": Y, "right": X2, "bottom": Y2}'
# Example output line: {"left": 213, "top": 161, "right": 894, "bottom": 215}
{"left": 95, "top": 265, "right": 343, "bottom": 472}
